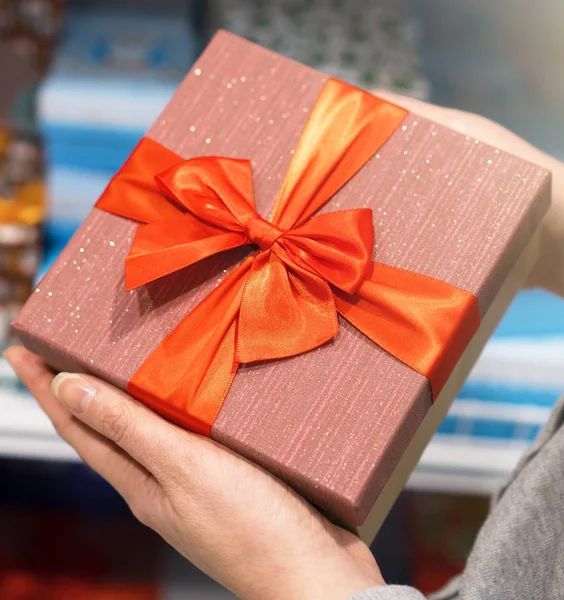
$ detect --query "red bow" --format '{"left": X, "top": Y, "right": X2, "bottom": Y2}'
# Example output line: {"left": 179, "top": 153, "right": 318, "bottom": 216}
{"left": 126, "top": 156, "right": 375, "bottom": 363}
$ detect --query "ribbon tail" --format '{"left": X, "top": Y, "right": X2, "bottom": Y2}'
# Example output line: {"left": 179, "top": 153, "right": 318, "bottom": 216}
{"left": 334, "top": 262, "right": 481, "bottom": 398}
{"left": 127, "top": 257, "right": 253, "bottom": 436}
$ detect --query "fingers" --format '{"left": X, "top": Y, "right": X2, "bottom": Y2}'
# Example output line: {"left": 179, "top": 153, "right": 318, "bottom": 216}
{"left": 49, "top": 369, "right": 188, "bottom": 476}
{"left": 4, "top": 346, "right": 162, "bottom": 507}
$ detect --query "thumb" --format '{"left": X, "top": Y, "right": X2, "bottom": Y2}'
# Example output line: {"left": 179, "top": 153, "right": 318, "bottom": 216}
{"left": 51, "top": 372, "right": 184, "bottom": 473}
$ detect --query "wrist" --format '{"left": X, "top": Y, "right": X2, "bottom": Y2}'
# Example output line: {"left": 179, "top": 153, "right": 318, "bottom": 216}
{"left": 241, "top": 546, "right": 385, "bottom": 600}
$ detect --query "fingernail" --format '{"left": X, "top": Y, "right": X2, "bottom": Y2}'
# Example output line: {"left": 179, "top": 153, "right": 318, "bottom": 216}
{"left": 51, "top": 373, "right": 96, "bottom": 414}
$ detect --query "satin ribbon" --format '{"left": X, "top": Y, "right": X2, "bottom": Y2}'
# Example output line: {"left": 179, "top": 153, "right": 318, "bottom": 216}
{"left": 97, "top": 78, "right": 480, "bottom": 436}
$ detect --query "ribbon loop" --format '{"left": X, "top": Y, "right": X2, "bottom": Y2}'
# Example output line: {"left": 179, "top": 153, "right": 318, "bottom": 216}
{"left": 156, "top": 156, "right": 256, "bottom": 230}
{"left": 280, "top": 208, "right": 375, "bottom": 294}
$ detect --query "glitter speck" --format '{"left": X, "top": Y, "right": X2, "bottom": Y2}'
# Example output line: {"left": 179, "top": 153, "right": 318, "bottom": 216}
{"left": 240, "top": 76, "right": 247, "bottom": 82}
{"left": 47, "top": 318, "right": 51, "bottom": 323}
{"left": 79, "top": 248, "right": 84, "bottom": 253}
{"left": 194, "top": 68, "right": 202, "bottom": 76}
{"left": 47, "top": 292, "right": 52, "bottom": 297}
{"left": 375, "top": 153, "right": 380, "bottom": 159}
{"left": 226, "top": 82, "right": 232, "bottom": 89}
{"left": 448, "top": 181, "right": 453, "bottom": 185}
{"left": 403, "top": 150, "right": 408, "bottom": 155}
{"left": 465, "top": 136, "right": 470, "bottom": 141}
{"left": 522, "top": 178, "right": 527, "bottom": 183}
{"left": 160, "top": 119, "right": 167, "bottom": 125}
{"left": 109, "top": 241, "right": 115, "bottom": 247}
{"left": 475, "top": 139, "right": 480, "bottom": 144}
{"left": 189, "top": 125, "right": 196, "bottom": 132}
{"left": 268, "top": 119, "right": 274, "bottom": 124}
{"left": 303, "top": 107, "right": 308, "bottom": 113}
{"left": 254, "top": 116, "right": 260, "bottom": 122}
{"left": 90, "top": 359, "right": 94, "bottom": 365}
{"left": 402, "top": 125, "right": 407, "bottom": 131}
{"left": 205, "top": 138, "right": 211, "bottom": 144}
{"left": 413, "top": 121, "right": 418, "bottom": 126}
{"left": 260, "top": 95, "right": 266, "bottom": 101}
{"left": 109, "top": 319, "right": 113, "bottom": 324}
{"left": 35, "top": 288, "right": 40, "bottom": 293}
{"left": 495, "top": 149, "right": 500, "bottom": 154}
{"left": 487, "top": 159, "right": 492, "bottom": 164}
{"left": 431, "top": 131, "right": 437, "bottom": 136}
{"left": 425, "top": 159, "right": 430, "bottom": 164}
{"left": 290, "top": 149, "right": 295, "bottom": 155}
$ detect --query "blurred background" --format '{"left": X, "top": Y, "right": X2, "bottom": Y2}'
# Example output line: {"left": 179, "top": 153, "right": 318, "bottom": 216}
{"left": 0, "top": 0, "right": 563, "bottom": 597}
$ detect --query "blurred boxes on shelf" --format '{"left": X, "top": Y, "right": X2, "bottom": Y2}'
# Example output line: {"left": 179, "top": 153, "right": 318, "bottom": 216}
{"left": 406, "top": 491, "right": 489, "bottom": 594}
{"left": 0, "top": 131, "right": 44, "bottom": 350}
{"left": 0, "top": 508, "right": 159, "bottom": 600}
{"left": 0, "top": 0, "right": 65, "bottom": 133}
{"left": 39, "top": 0, "right": 200, "bottom": 250}
{"left": 213, "top": 0, "right": 429, "bottom": 99}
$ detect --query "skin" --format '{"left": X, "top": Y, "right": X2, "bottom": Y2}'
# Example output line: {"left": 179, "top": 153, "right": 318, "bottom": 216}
{"left": 5, "top": 93, "right": 564, "bottom": 599}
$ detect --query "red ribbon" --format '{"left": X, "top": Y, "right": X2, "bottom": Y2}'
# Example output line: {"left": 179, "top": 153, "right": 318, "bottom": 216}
{"left": 97, "top": 78, "right": 480, "bottom": 436}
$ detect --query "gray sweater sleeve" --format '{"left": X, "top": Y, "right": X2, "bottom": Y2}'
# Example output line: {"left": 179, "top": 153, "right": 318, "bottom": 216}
{"left": 348, "top": 586, "right": 426, "bottom": 599}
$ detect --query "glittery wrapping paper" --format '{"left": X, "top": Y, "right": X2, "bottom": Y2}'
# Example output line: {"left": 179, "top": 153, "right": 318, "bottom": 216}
{"left": 13, "top": 32, "right": 551, "bottom": 528}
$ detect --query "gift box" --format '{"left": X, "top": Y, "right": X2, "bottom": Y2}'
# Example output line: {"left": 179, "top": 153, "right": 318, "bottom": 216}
{"left": 13, "top": 31, "right": 550, "bottom": 541}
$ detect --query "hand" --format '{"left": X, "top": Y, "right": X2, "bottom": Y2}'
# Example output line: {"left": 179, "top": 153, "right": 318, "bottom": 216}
{"left": 373, "top": 90, "right": 564, "bottom": 299}
{"left": 4, "top": 346, "right": 384, "bottom": 600}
